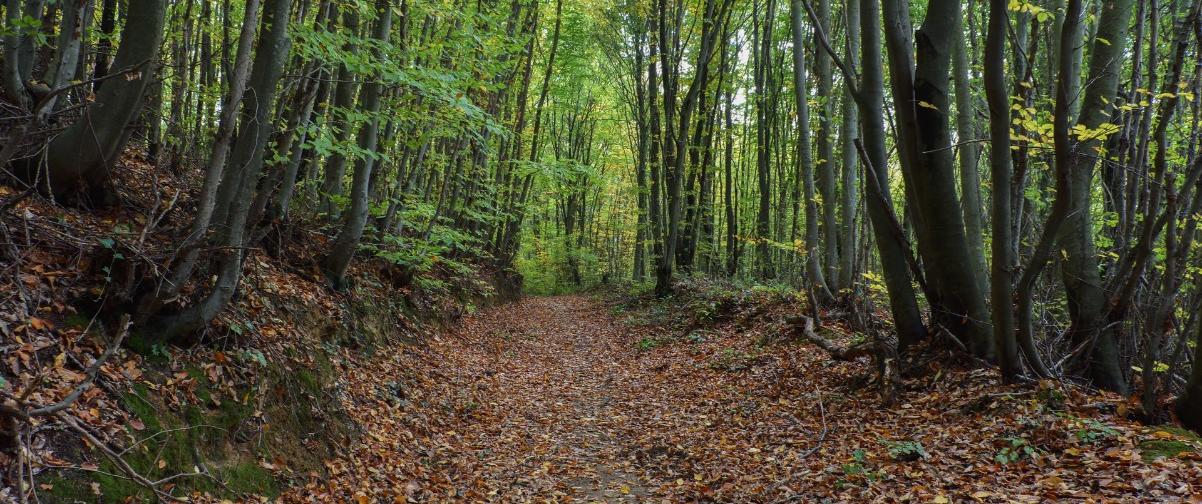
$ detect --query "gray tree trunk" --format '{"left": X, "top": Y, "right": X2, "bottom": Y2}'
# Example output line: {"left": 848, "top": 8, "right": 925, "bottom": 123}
{"left": 984, "top": 0, "right": 1026, "bottom": 379}
{"left": 882, "top": 0, "right": 993, "bottom": 357}
{"left": 324, "top": 0, "right": 393, "bottom": 288}
{"left": 319, "top": 8, "right": 361, "bottom": 218}
{"left": 156, "top": 0, "right": 293, "bottom": 340}
{"left": 952, "top": 15, "right": 988, "bottom": 294}
{"left": 40, "top": 0, "right": 93, "bottom": 116}
{"left": 138, "top": 0, "right": 261, "bottom": 320}
{"left": 837, "top": 0, "right": 860, "bottom": 291}
{"left": 44, "top": 0, "right": 168, "bottom": 200}
{"left": 790, "top": 0, "right": 832, "bottom": 301}
{"left": 858, "top": 0, "right": 927, "bottom": 347}
{"left": 2, "top": 0, "right": 30, "bottom": 109}
{"left": 814, "top": 0, "right": 839, "bottom": 288}
{"left": 1058, "top": 0, "right": 1136, "bottom": 393}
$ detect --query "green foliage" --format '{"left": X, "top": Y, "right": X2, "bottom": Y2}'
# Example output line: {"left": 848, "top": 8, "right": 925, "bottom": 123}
{"left": 994, "top": 436, "right": 1039, "bottom": 465}
{"left": 1071, "top": 418, "right": 1120, "bottom": 444}
{"left": 883, "top": 439, "right": 928, "bottom": 462}
{"left": 838, "top": 449, "right": 884, "bottom": 487}
{"left": 636, "top": 336, "right": 665, "bottom": 351}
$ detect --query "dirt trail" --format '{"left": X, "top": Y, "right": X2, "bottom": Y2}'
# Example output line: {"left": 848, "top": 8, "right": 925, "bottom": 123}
{"left": 447, "top": 296, "right": 652, "bottom": 501}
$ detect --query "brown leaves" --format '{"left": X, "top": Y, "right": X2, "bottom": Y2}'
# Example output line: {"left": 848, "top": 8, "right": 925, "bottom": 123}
{"left": 281, "top": 293, "right": 1202, "bottom": 503}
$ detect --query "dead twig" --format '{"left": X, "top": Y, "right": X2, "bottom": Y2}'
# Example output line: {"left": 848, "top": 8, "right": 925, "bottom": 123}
{"left": 55, "top": 412, "right": 189, "bottom": 503}
{"left": 770, "top": 388, "right": 829, "bottom": 503}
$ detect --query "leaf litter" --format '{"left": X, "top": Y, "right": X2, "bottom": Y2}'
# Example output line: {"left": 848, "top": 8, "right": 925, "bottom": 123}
{"left": 281, "top": 292, "right": 1202, "bottom": 503}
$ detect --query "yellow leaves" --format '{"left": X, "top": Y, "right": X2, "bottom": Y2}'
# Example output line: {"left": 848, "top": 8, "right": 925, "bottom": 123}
{"left": 1096, "top": 36, "right": 1111, "bottom": 46}
{"left": 1070, "top": 122, "right": 1120, "bottom": 142}
{"left": 1007, "top": 0, "right": 1049, "bottom": 20}
{"left": 917, "top": 100, "right": 940, "bottom": 112}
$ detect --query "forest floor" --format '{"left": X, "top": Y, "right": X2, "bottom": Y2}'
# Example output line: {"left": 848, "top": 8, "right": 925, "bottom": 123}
{"left": 283, "top": 292, "right": 1202, "bottom": 503}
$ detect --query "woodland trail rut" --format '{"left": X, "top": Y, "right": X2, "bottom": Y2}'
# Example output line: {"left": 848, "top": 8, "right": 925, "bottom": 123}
{"left": 447, "top": 296, "right": 653, "bottom": 501}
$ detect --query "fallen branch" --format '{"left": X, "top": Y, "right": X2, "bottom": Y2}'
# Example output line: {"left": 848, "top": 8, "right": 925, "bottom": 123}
{"left": 785, "top": 314, "right": 874, "bottom": 361}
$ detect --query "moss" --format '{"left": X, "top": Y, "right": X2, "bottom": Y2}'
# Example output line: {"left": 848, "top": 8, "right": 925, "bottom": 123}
{"left": 218, "top": 460, "right": 280, "bottom": 496}
{"left": 63, "top": 313, "right": 92, "bottom": 330}
{"left": 1139, "top": 439, "right": 1199, "bottom": 461}
{"left": 38, "top": 472, "right": 97, "bottom": 502}
{"left": 1152, "top": 425, "right": 1202, "bottom": 441}
{"left": 38, "top": 293, "right": 397, "bottom": 501}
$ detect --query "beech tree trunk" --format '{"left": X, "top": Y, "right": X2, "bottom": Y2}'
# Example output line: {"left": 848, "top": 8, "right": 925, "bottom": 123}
{"left": 156, "top": 0, "right": 293, "bottom": 340}
{"left": 43, "top": 0, "right": 168, "bottom": 201}
{"left": 856, "top": 0, "right": 927, "bottom": 347}
{"left": 1058, "top": 0, "right": 1136, "bottom": 393}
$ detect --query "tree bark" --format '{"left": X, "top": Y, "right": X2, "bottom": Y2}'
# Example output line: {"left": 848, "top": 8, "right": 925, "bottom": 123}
{"left": 882, "top": 0, "right": 993, "bottom": 357}
{"left": 156, "top": 0, "right": 293, "bottom": 340}
{"left": 837, "top": 0, "right": 860, "bottom": 291}
{"left": 43, "top": 0, "right": 168, "bottom": 201}
{"left": 790, "top": 0, "right": 833, "bottom": 301}
{"left": 1058, "top": 0, "right": 1136, "bottom": 393}
{"left": 319, "top": 7, "right": 361, "bottom": 218}
{"left": 856, "top": 0, "right": 927, "bottom": 347}
{"left": 953, "top": 9, "right": 988, "bottom": 295}
{"left": 323, "top": 0, "right": 390, "bottom": 288}
{"left": 984, "top": 0, "right": 1027, "bottom": 379}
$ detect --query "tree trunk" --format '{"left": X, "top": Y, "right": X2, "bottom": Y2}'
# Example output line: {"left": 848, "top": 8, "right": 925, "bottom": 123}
{"left": 882, "top": 0, "right": 993, "bottom": 357}
{"left": 984, "top": 0, "right": 1026, "bottom": 379}
{"left": 790, "top": 0, "right": 833, "bottom": 301}
{"left": 3, "top": 0, "right": 31, "bottom": 109}
{"left": 155, "top": 0, "right": 293, "bottom": 340}
{"left": 814, "top": 0, "right": 839, "bottom": 287}
{"left": 953, "top": 10, "right": 988, "bottom": 295}
{"left": 837, "top": 0, "right": 860, "bottom": 291}
{"left": 40, "top": 0, "right": 92, "bottom": 116}
{"left": 136, "top": 0, "right": 261, "bottom": 322}
{"left": 319, "top": 7, "right": 361, "bottom": 218}
{"left": 857, "top": 0, "right": 927, "bottom": 347}
{"left": 323, "top": 0, "right": 390, "bottom": 289}
{"left": 1180, "top": 314, "right": 1202, "bottom": 432}
{"left": 43, "top": 0, "right": 168, "bottom": 201}
{"left": 1058, "top": 0, "right": 1136, "bottom": 393}
{"left": 753, "top": 0, "right": 775, "bottom": 281}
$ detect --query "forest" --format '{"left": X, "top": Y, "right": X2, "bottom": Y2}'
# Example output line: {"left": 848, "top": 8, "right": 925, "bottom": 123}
{"left": 2, "top": 0, "right": 1202, "bottom": 500}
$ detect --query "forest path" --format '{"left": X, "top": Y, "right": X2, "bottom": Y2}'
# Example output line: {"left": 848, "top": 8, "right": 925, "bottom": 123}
{"left": 443, "top": 295, "right": 655, "bottom": 501}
